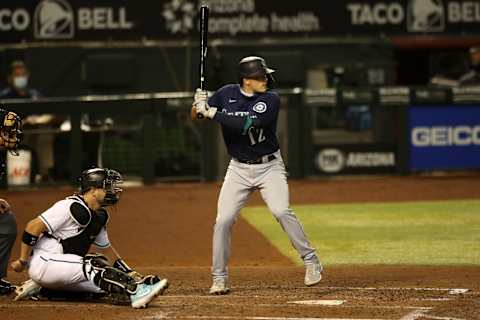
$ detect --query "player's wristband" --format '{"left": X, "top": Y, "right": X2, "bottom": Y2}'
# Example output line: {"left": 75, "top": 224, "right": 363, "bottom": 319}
{"left": 22, "top": 231, "right": 39, "bottom": 246}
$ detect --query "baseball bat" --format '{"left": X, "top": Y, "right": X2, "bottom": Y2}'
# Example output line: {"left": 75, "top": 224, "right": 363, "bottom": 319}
{"left": 196, "top": 5, "right": 209, "bottom": 119}
{"left": 199, "top": 5, "right": 209, "bottom": 91}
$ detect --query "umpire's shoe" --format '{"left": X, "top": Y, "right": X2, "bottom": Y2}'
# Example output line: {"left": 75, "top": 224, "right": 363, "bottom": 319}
{"left": 0, "top": 279, "right": 14, "bottom": 295}
{"left": 304, "top": 262, "right": 322, "bottom": 287}
{"left": 130, "top": 278, "right": 168, "bottom": 309}
{"left": 209, "top": 278, "right": 230, "bottom": 295}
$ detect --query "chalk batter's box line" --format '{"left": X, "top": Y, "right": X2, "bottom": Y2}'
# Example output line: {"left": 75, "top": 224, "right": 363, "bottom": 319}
{"left": 233, "top": 285, "right": 470, "bottom": 294}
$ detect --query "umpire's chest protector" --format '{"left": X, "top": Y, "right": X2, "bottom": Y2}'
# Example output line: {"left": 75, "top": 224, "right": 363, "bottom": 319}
{"left": 59, "top": 199, "right": 109, "bottom": 257}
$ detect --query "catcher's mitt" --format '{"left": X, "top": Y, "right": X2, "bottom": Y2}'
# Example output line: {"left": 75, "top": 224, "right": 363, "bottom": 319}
{"left": 0, "top": 108, "right": 22, "bottom": 155}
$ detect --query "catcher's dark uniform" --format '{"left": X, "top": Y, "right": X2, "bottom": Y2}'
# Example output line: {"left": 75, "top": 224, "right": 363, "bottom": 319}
{"left": 0, "top": 210, "right": 17, "bottom": 285}
{"left": 0, "top": 108, "right": 22, "bottom": 294}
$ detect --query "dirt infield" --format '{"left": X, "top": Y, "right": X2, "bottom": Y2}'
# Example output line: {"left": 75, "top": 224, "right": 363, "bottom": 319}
{"left": 1, "top": 174, "right": 480, "bottom": 319}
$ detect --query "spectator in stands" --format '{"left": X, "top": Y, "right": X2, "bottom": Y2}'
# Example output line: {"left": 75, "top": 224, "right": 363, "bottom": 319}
{"left": 428, "top": 52, "right": 464, "bottom": 87}
{"left": 458, "top": 46, "right": 480, "bottom": 85}
{"left": 0, "top": 60, "right": 57, "bottom": 182}
{"left": 0, "top": 60, "right": 41, "bottom": 99}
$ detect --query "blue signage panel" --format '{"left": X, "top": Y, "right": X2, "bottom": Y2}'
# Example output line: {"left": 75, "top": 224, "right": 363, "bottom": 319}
{"left": 409, "top": 105, "right": 480, "bottom": 171}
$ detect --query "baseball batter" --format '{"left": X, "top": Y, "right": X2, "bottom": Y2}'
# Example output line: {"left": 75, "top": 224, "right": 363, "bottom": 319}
{"left": 192, "top": 56, "right": 322, "bottom": 294}
{"left": 11, "top": 168, "right": 168, "bottom": 308}
{"left": 0, "top": 107, "right": 22, "bottom": 295}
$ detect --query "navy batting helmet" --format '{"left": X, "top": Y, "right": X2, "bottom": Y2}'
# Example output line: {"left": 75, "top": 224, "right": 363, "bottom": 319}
{"left": 238, "top": 56, "right": 275, "bottom": 86}
{"left": 79, "top": 168, "right": 123, "bottom": 206}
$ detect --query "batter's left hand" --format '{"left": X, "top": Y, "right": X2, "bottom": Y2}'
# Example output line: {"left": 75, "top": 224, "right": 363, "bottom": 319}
{"left": 195, "top": 103, "right": 217, "bottom": 119}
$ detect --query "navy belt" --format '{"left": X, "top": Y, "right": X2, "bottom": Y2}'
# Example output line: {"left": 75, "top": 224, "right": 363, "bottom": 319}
{"left": 236, "top": 154, "right": 276, "bottom": 165}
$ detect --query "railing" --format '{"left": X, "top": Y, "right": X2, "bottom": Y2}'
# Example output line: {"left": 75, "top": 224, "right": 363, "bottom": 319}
{"left": 2, "top": 86, "right": 479, "bottom": 187}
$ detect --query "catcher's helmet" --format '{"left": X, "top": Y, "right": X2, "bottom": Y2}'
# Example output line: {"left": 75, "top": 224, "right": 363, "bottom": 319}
{"left": 79, "top": 168, "right": 123, "bottom": 206}
{"left": 238, "top": 56, "right": 275, "bottom": 86}
{"left": 0, "top": 108, "right": 22, "bottom": 155}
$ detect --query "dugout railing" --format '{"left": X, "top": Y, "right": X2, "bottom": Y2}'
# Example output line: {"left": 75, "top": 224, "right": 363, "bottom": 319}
{"left": 1, "top": 86, "right": 479, "bottom": 187}
{"left": 1, "top": 92, "right": 212, "bottom": 186}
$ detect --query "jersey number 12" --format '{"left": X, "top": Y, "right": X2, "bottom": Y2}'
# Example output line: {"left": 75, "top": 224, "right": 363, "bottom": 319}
{"left": 248, "top": 128, "right": 265, "bottom": 145}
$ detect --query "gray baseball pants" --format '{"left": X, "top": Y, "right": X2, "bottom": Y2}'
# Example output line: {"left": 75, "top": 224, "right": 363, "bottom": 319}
{"left": 212, "top": 150, "right": 318, "bottom": 280}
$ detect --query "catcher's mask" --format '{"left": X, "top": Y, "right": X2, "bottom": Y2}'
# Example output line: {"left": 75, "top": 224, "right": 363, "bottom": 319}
{"left": 0, "top": 109, "right": 22, "bottom": 156}
{"left": 238, "top": 56, "right": 275, "bottom": 88}
{"left": 79, "top": 168, "right": 123, "bottom": 206}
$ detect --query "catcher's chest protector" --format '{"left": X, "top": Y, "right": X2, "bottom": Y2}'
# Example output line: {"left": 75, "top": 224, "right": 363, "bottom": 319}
{"left": 44, "top": 197, "right": 109, "bottom": 256}
{"left": 61, "top": 211, "right": 108, "bottom": 256}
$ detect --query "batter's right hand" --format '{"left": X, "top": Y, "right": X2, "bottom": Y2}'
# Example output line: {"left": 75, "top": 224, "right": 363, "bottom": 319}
{"left": 11, "top": 259, "right": 27, "bottom": 272}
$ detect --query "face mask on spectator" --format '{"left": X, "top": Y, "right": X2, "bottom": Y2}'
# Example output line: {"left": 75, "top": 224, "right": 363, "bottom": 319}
{"left": 13, "top": 76, "right": 28, "bottom": 90}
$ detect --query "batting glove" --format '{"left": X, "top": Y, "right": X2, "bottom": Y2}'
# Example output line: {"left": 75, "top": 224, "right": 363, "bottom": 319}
{"left": 194, "top": 102, "right": 216, "bottom": 119}
{"left": 194, "top": 88, "right": 208, "bottom": 105}
{"left": 193, "top": 89, "right": 216, "bottom": 119}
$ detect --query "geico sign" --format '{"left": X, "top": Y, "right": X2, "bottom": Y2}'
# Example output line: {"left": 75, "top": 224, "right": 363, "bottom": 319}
{"left": 0, "top": 9, "right": 29, "bottom": 31}
{"left": 412, "top": 126, "right": 480, "bottom": 146}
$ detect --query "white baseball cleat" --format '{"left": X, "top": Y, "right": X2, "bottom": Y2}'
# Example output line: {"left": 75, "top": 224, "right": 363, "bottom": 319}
{"left": 209, "top": 278, "right": 230, "bottom": 295}
{"left": 13, "top": 279, "right": 42, "bottom": 301}
{"left": 130, "top": 278, "right": 169, "bottom": 309}
{"left": 304, "top": 262, "right": 322, "bottom": 287}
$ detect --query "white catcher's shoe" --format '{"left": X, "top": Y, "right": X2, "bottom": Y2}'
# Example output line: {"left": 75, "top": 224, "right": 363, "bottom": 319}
{"left": 304, "top": 262, "right": 322, "bottom": 287}
{"left": 209, "top": 278, "right": 230, "bottom": 295}
{"left": 13, "top": 279, "right": 42, "bottom": 301}
{"left": 130, "top": 278, "right": 169, "bottom": 309}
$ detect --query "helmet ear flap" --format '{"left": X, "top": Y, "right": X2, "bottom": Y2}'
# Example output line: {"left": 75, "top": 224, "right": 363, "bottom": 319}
{"left": 267, "top": 73, "right": 276, "bottom": 88}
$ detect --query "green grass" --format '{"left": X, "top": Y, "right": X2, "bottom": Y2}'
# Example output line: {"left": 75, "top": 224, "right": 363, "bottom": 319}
{"left": 242, "top": 200, "right": 480, "bottom": 266}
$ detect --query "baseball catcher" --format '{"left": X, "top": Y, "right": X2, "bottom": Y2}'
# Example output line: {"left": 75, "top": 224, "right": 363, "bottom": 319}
{"left": 11, "top": 168, "right": 168, "bottom": 308}
{"left": 0, "top": 107, "right": 22, "bottom": 295}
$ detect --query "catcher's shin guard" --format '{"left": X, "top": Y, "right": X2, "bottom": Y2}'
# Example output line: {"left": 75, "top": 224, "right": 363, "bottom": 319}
{"left": 83, "top": 254, "right": 137, "bottom": 295}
